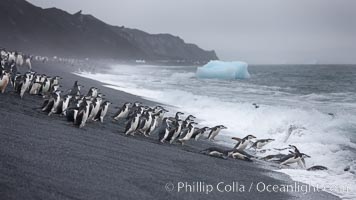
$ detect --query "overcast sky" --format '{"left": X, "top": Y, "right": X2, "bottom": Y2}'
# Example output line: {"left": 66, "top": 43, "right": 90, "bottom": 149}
{"left": 27, "top": 0, "right": 356, "bottom": 64}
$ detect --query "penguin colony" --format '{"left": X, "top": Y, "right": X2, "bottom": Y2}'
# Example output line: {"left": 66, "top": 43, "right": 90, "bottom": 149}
{"left": 1, "top": 48, "right": 326, "bottom": 171}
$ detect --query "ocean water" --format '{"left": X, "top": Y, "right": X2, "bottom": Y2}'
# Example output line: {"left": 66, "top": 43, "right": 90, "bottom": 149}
{"left": 76, "top": 64, "right": 356, "bottom": 199}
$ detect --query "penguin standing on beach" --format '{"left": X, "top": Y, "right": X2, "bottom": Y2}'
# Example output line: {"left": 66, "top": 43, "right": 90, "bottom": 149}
{"left": 207, "top": 125, "right": 227, "bottom": 141}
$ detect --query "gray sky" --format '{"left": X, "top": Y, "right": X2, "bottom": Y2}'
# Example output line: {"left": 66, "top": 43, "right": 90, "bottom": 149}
{"left": 27, "top": 0, "right": 356, "bottom": 64}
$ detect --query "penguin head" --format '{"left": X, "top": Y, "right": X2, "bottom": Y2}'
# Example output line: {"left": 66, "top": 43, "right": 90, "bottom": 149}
{"left": 288, "top": 145, "right": 298, "bottom": 151}
{"left": 246, "top": 135, "right": 257, "bottom": 140}
{"left": 186, "top": 115, "right": 196, "bottom": 120}
{"left": 267, "top": 139, "right": 275, "bottom": 142}
{"left": 176, "top": 111, "right": 184, "bottom": 116}
{"left": 202, "top": 127, "right": 210, "bottom": 131}
{"left": 301, "top": 153, "right": 310, "bottom": 158}
{"left": 219, "top": 125, "right": 228, "bottom": 129}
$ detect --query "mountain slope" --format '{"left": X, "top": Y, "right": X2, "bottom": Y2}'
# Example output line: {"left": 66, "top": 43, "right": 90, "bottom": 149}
{"left": 0, "top": 0, "right": 218, "bottom": 62}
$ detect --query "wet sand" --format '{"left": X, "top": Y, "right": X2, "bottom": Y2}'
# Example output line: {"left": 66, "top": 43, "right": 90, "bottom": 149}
{"left": 0, "top": 61, "right": 340, "bottom": 200}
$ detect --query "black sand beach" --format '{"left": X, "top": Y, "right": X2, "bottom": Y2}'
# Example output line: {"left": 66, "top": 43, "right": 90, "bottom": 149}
{"left": 0, "top": 61, "right": 340, "bottom": 200}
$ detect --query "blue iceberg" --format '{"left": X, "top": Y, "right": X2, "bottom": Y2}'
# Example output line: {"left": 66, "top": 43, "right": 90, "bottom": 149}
{"left": 196, "top": 60, "right": 250, "bottom": 80}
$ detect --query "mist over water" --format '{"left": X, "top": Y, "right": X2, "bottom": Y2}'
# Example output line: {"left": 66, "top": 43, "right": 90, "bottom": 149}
{"left": 76, "top": 64, "right": 356, "bottom": 199}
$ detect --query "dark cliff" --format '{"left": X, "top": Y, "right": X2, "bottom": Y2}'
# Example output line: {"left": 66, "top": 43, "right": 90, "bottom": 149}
{"left": 0, "top": 0, "right": 218, "bottom": 62}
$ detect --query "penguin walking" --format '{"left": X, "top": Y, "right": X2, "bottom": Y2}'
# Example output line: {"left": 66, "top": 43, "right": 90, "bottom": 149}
{"left": 232, "top": 135, "right": 256, "bottom": 150}
{"left": 137, "top": 110, "right": 153, "bottom": 136}
{"left": 42, "top": 90, "right": 61, "bottom": 114}
{"left": 29, "top": 75, "right": 42, "bottom": 95}
{"left": 191, "top": 127, "right": 210, "bottom": 141}
{"left": 48, "top": 91, "right": 62, "bottom": 116}
{"left": 20, "top": 74, "right": 32, "bottom": 98}
{"left": 146, "top": 114, "right": 159, "bottom": 136}
{"left": 125, "top": 113, "right": 141, "bottom": 135}
{"left": 93, "top": 101, "right": 111, "bottom": 123}
{"left": 87, "top": 97, "right": 103, "bottom": 121}
{"left": 40, "top": 77, "right": 51, "bottom": 95}
{"left": 207, "top": 125, "right": 227, "bottom": 141}
{"left": 178, "top": 122, "right": 198, "bottom": 145}
{"left": 165, "top": 120, "right": 183, "bottom": 143}
{"left": 113, "top": 102, "right": 132, "bottom": 121}
{"left": 158, "top": 118, "right": 172, "bottom": 143}
{"left": 55, "top": 95, "right": 72, "bottom": 116}
{"left": 87, "top": 87, "right": 98, "bottom": 98}
{"left": 75, "top": 101, "right": 91, "bottom": 128}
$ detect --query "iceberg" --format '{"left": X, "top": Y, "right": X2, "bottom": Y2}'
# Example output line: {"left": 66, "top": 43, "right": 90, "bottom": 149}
{"left": 196, "top": 60, "right": 250, "bottom": 80}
